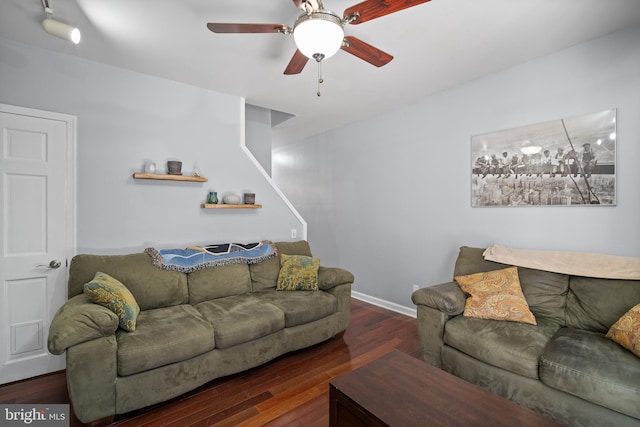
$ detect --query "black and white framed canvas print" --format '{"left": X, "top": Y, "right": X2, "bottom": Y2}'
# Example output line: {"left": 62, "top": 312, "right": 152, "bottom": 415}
{"left": 471, "top": 109, "right": 616, "bottom": 207}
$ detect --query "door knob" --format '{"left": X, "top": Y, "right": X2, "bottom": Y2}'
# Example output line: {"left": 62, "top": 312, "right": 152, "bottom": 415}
{"left": 37, "top": 260, "right": 62, "bottom": 269}
{"left": 49, "top": 260, "right": 62, "bottom": 269}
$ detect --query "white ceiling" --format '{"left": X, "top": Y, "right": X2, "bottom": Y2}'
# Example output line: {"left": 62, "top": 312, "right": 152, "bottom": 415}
{"left": 1, "top": 0, "right": 640, "bottom": 146}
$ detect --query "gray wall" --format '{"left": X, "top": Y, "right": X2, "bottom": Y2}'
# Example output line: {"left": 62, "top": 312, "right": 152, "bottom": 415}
{"left": 273, "top": 25, "right": 640, "bottom": 310}
{"left": 0, "top": 38, "right": 303, "bottom": 254}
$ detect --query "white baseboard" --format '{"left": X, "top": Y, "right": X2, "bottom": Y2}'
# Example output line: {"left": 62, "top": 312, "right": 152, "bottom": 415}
{"left": 351, "top": 291, "right": 417, "bottom": 318}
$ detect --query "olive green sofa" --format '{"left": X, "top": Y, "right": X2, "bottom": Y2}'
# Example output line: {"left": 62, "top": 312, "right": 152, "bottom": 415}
{"left": 412, "top": 246, "right": 640, "bottom": 427}
{"left": 47, "top": 240, "right": 353, "bottom": 425}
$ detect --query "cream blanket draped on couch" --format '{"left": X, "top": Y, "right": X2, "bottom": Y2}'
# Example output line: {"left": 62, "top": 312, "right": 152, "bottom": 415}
{"left": 483, "top": 245, "right": 640, "bottom": 280}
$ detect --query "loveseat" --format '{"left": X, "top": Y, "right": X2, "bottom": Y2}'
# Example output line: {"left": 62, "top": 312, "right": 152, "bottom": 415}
{"left": 412, "top": 246, "right": 640, "bottom": 427}
{"left": 47, "top": 240, "right": 353, "bottom": 425}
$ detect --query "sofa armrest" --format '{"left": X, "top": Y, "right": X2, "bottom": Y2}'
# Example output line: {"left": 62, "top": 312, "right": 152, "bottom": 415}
{"left": 411, "top": 282, "right": 466, "bottom": 368}
{"left": 48, "top": 294, "right": 119, "bottom": 355}
{"left": 412, "top": 281, "right": 466, "bottom": 368}
{"left": 326, "top": 283, "right": 352, "bottom": 333}
{"left": 66, "top": 336, "right": 118, "bottom": 424}
{"left": 318, "top": 266, "right": 354, "bottom": 291}
{"left": 411, "top": 281, "right": 466, "bottom": 316}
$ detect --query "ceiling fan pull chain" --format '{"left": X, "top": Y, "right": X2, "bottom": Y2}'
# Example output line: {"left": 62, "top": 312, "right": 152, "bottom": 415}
{"left": 317, "top": 60, "right": 324, "bottom": 97}
{"left": 311, "top": 53, "right": 325, "bottom": 96}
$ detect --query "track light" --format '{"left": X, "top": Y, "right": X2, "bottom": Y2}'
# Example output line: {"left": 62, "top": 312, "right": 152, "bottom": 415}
{"left": 41, "top": 0, "right": 81, "bottom": 44}
{"left": 42, "top": 18, "right": 81, "bottom": 44}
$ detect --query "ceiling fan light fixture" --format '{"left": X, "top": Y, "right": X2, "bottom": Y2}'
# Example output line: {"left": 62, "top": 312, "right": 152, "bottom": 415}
{"left": 293, "top": 11, "right": 344, "bottom": 60}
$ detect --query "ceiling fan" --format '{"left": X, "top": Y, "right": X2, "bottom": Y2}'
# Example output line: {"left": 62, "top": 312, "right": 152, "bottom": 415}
{"left": 207, "top": 0, "right": 432, "bottom": 75}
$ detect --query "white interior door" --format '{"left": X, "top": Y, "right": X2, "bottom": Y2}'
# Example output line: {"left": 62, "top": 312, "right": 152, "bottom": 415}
{"left": 0, "top": 104, "right": 75, "bottom": 384}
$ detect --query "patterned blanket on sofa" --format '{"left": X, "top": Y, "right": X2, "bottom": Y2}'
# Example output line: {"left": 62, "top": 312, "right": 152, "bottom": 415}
{"left": 145, "top": 240, "right": 277, "bottom": 273}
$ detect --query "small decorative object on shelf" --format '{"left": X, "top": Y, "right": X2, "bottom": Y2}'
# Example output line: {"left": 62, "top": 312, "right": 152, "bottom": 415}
{"left": 207, "top": 191, "right": 218, "bottom": 204}
{"left": 144, "top": 161, "right": 156, "bottom": 173}
{"left": 223, "top": 194, "right": 241, "bottom": 204}
{"left": 167, "top": 160, "right": 182, "bottom": 175}
{"left": 244, "top": 192, "right": 256, "bottom": 205}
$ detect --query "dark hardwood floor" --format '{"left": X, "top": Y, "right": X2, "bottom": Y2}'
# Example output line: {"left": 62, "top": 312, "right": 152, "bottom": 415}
{"left": 0, "top": 298, "right": 420, "bottom": 426}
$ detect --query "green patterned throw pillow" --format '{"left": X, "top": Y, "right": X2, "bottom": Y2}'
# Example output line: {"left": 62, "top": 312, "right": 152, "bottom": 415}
{"left": 277, "top": 254, "right": 320, "bottom": 291}
{"left": 83, "top": 272, "right": 140, "bottom": 331}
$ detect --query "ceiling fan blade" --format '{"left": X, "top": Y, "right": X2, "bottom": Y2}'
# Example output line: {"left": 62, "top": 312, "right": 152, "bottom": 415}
{"left": 344, "top": 0, "right": 431, "bottom": 25}
{"left": 206, "top": 23, "right": 288, "bottom": 34}
{"left": 284, "top": 49, "right": 309, "bottom": 75}
{"left": 340, "top": 36, "right": 393, "bottom": 67}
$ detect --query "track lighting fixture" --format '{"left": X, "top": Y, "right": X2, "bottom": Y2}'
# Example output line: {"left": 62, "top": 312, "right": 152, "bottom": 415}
{"left": 41, "top": 0, "right": 81, "bottom": 44}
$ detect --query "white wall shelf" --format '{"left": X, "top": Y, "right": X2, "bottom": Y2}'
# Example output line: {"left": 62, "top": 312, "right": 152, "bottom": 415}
{"left": 201, "top": 204, "right": 262, "bottom": 209}
{"left": 133, "top": 173, "right": 208, "bottom": 182}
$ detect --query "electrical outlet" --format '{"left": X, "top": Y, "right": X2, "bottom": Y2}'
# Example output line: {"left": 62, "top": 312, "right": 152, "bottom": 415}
{"left": 291, "top": 228, "right": 297, "bottom": 239}
{"left": 412, "top": 284, "right": 419, "bottom": 292}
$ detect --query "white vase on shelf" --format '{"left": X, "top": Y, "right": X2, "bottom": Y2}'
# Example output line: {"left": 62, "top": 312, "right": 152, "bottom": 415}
{"left": 222, "top": 194, "right": 241, "bottom": 204}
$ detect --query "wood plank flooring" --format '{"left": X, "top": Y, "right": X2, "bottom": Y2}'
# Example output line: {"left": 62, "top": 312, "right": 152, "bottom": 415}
{"left": 0, "top": 298, "right": 420, "bottom": 426}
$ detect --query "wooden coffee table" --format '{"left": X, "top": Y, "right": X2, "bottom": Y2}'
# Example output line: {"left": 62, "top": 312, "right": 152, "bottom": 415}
{"left": 329, "top": 350, "right": 562, "bottom": 427}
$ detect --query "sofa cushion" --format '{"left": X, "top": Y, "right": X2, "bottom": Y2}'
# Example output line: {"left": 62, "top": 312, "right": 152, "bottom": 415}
{"left": 444, "top": 316, "right": 561, "bottom": 379}
{"left": 69, "top": 253, "right": 188, "bottom": 310}
{"left": 255, "top": 290, "right": 337, "bottom": 327}
{"left": 250, "top": 240, "right": 313, "bottom": 291}
{"left": 455, "top": 266, "right": 537, "bottom": 325}
{"left": 517, "top": 268, "right": 569, "bottom": 325}
{"left": 277, "top": 255, "right": 321, "bottom": 291}
{"left": 454, "top": 246, "right": 510, "bottom": 276}
{"left": 606, "top": 303, "right": 640, "bottom": 357}
{"left": 540, "top": 328, "right": 640, "bottom": 419}
{"left": 195, "top": 295, "right": 284, "bottom": 349}
{"left": 116, "top": 304, "right": 215, "bottom": 376}
{"left": 83, "top": 272, "right": 140, "bottom": 332}
{"left": 187, "top": 263, "right": 251, "bottom": 304}
{"left": 565, "top": 277, "right": 640, "bottom": 333}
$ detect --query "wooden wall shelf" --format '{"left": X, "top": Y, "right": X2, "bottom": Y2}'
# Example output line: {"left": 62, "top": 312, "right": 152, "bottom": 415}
{"left": 133, "top": 173, "right": 208, "bottom": 182}
{"left": 201, "top": 204, "right": 262, "bottom": 209}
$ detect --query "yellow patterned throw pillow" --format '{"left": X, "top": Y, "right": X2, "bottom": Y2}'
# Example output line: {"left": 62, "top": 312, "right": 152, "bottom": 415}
{"left": 83, "top": 272, "right": 140, "bottom": 331}
{"left": 454, "top": 266, "right": 537, "bottom": 325}
{"left": 606, "top": 303, "right": 640, "bottom": 357}
{"left": 277, "top": 254, "right": 320, "bottom": 291}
